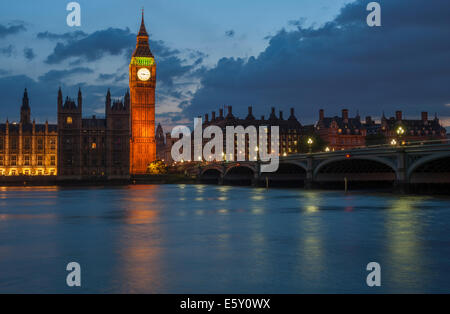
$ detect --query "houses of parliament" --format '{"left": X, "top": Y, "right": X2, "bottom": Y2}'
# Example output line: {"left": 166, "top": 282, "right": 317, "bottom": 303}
{"left": 0, "top": 13, "right": 156, "bottom": 179}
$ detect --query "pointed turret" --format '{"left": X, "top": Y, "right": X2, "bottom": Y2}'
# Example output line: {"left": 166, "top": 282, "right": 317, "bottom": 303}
{"left": 105, "top": 89, "right": 111, "bottom": 111}
{"left": 21, "top": 88, "right": 31, "bottom": 124}
{"left": 124, "top": 90, "right": 130, "bottom": 109}
{"left": 57, "top": 87, "right": 63, "bottom": 110}
{"left": 77, "top": 87, "right": 82, "bottom": 111}
{"left": 132, "top": 10, "right": 153, "bottom": 58}
{"left": 138, "top": 9, "right": 148, "bottom": 37}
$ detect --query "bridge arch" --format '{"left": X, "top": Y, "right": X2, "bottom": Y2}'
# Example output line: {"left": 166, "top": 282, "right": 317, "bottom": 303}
{"left": 261, "top": 162, "right": 307, "bottom": 187}
{"left": 200, "top": 165, "right": 224, "bottom": 176}
{"left": 223, "top": 164, "right": 256, "bottom": 186}
{"left": 279, "top": 160, "right": 308, "bottom": 172}
{"left": 224, "top": 164, "right": 257, "bottom": 177}
{"left": 313, "top": 156, "right": 398, "bottom": 181}
{"left": 407, "top": 152, "right": 450, "bottom": 181}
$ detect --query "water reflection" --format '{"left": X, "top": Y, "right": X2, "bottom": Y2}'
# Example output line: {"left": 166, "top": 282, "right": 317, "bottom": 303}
{"left": 0, "top": 185, "right": 449, "bottom": 293}
{"left": 114, "top": 185, "right": 164, "bottom": 293}
{"left": 385, "top": 197, "right": 428, "bottom": 292}
{"left": 296, "top": 191, "right": 325, "bottom": 285}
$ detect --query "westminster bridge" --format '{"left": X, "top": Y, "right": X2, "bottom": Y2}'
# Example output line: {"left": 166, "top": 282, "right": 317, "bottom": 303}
{"left": 196, "top": 143, "right": 450, "bottom": 192}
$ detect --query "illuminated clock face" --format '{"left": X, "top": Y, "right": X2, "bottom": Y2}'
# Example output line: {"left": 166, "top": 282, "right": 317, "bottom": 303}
{"left": 137, "top": 68, "right": 151, "bottom": 81}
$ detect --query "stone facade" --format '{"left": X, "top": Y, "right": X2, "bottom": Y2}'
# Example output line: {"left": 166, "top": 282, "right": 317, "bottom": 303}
{"left": 0, "top": 89, "right": 57, "bottom": 176}
{"left": 316, "top": 109, "right": 366, "bottom": 151}
{"left": 57, "top": 88, "right": 130, "bottom": 179}
{"left": 129, "top": 12, "right": 157, "bottom": 174}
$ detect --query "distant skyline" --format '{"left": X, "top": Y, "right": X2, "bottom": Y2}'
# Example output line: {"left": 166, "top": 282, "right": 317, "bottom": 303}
{"left": 0, "top": 0, "right": 450, "bottom": 130}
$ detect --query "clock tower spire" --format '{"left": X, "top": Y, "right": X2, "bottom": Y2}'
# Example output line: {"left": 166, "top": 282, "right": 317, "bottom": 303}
{"left": 129, "top": 10, "right": 156, "bottom": 174}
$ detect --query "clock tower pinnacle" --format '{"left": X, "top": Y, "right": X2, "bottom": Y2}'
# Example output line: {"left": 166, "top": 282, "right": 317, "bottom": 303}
{"left": 129, "top": 10, "right": 156, "bottom": 174}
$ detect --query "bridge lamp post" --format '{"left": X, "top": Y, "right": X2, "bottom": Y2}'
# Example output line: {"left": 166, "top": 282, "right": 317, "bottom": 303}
{"left": 390, "top": 139, "right": 397, "bottom": 146}
{"left": 307, "top": 137, "right": 314, "bottom": 154}
{"left": 325, "top": 147, "right": 330, "bottom": 152}
{"left": 396, "top": 126, "right": 405, "bottom": 147}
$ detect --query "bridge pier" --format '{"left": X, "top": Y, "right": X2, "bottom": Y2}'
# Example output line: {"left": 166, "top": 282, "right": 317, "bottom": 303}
{"left": 305, "top": 156, "right": 315, "bottom": 189}
{"left": 395, "top": 150, "right": 409, "bottom": 194}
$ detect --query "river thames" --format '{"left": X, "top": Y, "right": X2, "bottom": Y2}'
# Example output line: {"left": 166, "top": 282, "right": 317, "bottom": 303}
{"left": 0, "top": 184, "right": 449, "bottom": 293}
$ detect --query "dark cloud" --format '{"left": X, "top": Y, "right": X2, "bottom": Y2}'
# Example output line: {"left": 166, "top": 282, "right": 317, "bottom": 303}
{"left": 0, "top": 23, "right": 26, "bottom": 38}
{"left": 97, "top": 72, "right": 127, "bottom": 82}
{"left": 36, "top": 30, "right": 88, "bottom": 41}
{"left": 43, "top": 27, "right": 203, "bottom": 88}
{"left": 225, "top": 30, "right": 235, "bottom": 38}
{"left": 23, "top": 47, "right": 36, "bottom": 61}
{"left": 38, "top": 67, "right": 93, "bottom": 82}
{"left": 0, "top": 45, "right": 14, "bottom": 57}
{"left": 186, "top": 0, "right": 450, "bottom": 123}
{"left": 0, "top": 74, "right": 125, "bottom": 123}
{"left": 98, "top": 73, "right": 116, "bottom": 80}
{"left": 45, "top": 28, "right": 135, "bottom": 64}
{"left": 0, "top": 24, "right": 204, "bottom": 124}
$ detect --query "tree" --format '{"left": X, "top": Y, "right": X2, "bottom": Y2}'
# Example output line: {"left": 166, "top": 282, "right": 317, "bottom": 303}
{"left": 297, "top": 134, "right": 328, "bottom": 153}
{"left": 147, "top": 160, "right": 168, "bottom": 174}
{"left": 365, "top": 133, "right": 387, "bottom": 146}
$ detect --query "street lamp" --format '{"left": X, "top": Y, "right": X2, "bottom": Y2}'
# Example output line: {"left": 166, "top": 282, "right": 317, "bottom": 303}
{"left": 307, "top": 137, "right": 314, "bottom": 153}
{"left": 390, "top": 139, "right": 397, "bottom": 146}
{"left": 396, "top": 126, "right": 405, "bottom": 147}
{"left": 325, "top": 147, "right": 330, "bottom": 152}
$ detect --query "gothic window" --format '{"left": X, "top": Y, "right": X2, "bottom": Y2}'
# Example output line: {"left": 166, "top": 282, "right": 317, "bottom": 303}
{"left": 24, "top": 155, "right": 30, "bottom": 166}
{"left": 11, "top": 138, "right": 18, "bottom": 151}
{"left": 24, "top": 138, "right": 31, "bottom": 150}
{"left": 10, "top": 155, "right": 17, "bottom": 166}
{"left": 37, "top": 138, "right": 44, "bottom": 151}
{"left": 66, "top": 116, "right": 73, "bottom": 124}
{"left": 50, "top": 138, "right": 56, "bottom": 151}
{"left": 37, "top": 155, "right": 43, "bottom": 166}
{"left": 50, "top": 155, "right": 56, "bottom": 166}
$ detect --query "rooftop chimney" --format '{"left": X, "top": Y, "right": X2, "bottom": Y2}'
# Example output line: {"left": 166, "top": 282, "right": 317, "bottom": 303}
{"left": 290, "top": 108, "right": 295, "bottom": 117}
{"left": 205, "top": 113, "right": 209, "bottom": 123}
{"left": 421, "top": 111, "right": 428, "bottom": 122}
{"left": 279, "top": 110, "right": 284, "bottom": 120}
{"left": 319, "top": 109, "right": 324, "bottom": 121}
{"left": 211, "top": 111, "right": 216, "bottom": 121}
{"left": 228, "top": 106, "right": 232, "bottom": 115}
{"left": 219, "top": 108, "right": 223, "bottom": 118}
{"left": 342, "top": 109, "right": 349, "bottom": 122}
{"left": 396, "top": 110, "right": 402, "bottom": 121}
{"left": 248, "top": 106, "right": 252, "bottom": 115}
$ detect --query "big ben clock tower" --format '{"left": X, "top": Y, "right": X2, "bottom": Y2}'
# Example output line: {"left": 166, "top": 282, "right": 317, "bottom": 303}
{"left": 129, "top": 11, "right": 156, "bottom": 174}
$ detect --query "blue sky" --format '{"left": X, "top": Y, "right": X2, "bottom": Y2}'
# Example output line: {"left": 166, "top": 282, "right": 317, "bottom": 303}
{"left": 1, "top": 0, "right": 450, "bottom": 129}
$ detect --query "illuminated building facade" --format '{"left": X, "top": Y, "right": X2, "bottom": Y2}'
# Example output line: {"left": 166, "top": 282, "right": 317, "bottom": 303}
{"left": 57, "top": 88, "right": 130, "bottom": 179}
{"left": 379, "top": 111, "right": 447, "bottom": 143}
{"left": 316, "top": 109, "right": 367, "bottom": 151}
{"left": 0, "top": 89, "right": 58, "bottom": 176}
{"left": 129, "top": 12, "right": 157, "bottom": 174}
{"left": 157, "top": 106, "right": 303, "bottom": 163}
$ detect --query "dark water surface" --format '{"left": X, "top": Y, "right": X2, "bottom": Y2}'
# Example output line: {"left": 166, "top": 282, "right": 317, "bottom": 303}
{"left": 0, "top": 184, "right": 449, "bottom": 293}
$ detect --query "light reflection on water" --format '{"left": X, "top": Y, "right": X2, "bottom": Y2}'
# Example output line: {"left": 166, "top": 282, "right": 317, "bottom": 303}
{"left": 0, "top": 184, "right": 449, "bottom": 293}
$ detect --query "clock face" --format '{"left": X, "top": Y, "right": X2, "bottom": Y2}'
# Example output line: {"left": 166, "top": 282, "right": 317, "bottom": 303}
{"left": 137, "top": 68, "right": 151, "bottom": 81}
